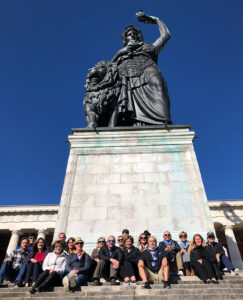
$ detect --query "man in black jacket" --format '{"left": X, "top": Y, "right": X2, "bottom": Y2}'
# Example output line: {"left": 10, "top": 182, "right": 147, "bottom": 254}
{"left": 206, "top": 232, "right": 238, "bottom": 276}
{"left": 159, "top": 231, "right": 184, "bottom": 275}
{"left": 63, "top": 237, "right": 91, "bottom": 291}
{"left": 92, "top": 235, "right": 123, "bottom": 286}
{"left": 138, "top": 236, "right": 170, "bottom": 289}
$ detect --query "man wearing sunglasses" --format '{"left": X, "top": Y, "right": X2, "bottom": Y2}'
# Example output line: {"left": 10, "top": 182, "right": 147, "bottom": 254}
{"left": 159, "top": 231, "right": 184, "bottom": 276}
{"left": 92, "top": 235, "right": 123, "bottom": 286}
{"left": 117, "top": 236, "right": 125, "bottom": 250}
{"left": 63, "top": 237, "right": 91, "bottom": 292}
{"left": 206, "top": 232, "right": 239, "bottom": 276}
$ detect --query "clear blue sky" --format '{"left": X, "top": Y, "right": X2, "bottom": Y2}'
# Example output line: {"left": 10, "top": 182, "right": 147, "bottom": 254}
{"left": 0, "top": 0, "right": 242, "bottom": 206}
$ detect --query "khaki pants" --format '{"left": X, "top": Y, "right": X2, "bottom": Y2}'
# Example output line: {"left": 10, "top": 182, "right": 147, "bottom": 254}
{"left": 147, "top": 268, "right": 164, "bottom": 283}
{"left": 170, "top": 252, "right": 183, "bottom": 273}
{"left": 92, "top": 259, "right": 117, "bottom": 280}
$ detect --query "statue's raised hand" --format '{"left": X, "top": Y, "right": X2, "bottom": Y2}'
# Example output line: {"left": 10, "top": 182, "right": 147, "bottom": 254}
{"left": 136, "top": 11, "right": 158, "bottom": 24}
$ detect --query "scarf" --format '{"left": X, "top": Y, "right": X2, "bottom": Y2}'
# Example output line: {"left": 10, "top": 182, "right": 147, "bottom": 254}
{"left": 180, "top": 241, "right": 189, "bottom": 250}
{"left": 147, "top": 247, "right": 158, "bottom": 266}
{"left": 163, "top": 239, "right": 173, "bottom": 246}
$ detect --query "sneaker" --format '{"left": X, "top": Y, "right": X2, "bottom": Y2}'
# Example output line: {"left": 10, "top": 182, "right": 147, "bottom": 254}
{"left": 92, "top": 279, "right": 102, "bottom": 286}
{"left": 177, "top": 270, "right": 184, "bottom": 276}
{"left": 110, "top": 278, "right": 119, "bottom": 286}
{"left": 234, "top": 268, "right": 239, "bottom": 275}
{"left": 141, "top": 282, "right": 151, "bottom": 289}
{"left": 124, "top": 281, "right": 130, "bottom": 286}
{"left": 63, "top": 276, "right": 69, "bottom": 292}
{"left": 100, "top": 278, "right": 106, "bottom": 283}
{"left": 12, "top": 284, "right": 19, "bottom": 289}
{"left": 163, "top": 281, "right": 171, "bottom": 289}
{"left": 130, "top": 280, "right": 137, "bottom": 286}
{"left": 230, "top": 270, "right": 236, "bottom": 276}
{"left": 69, "top": 273, "right": 76, "bottom": 288}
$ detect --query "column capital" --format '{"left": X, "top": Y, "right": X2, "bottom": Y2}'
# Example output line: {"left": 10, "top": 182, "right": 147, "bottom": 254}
{"left": 10, "top": 230, "right": 20, "bottom": 235}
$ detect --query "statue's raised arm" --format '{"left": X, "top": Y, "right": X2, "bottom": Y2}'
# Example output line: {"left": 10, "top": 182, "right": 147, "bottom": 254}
{"left": 136, "top": 11, "right": 170, "bottom": 54}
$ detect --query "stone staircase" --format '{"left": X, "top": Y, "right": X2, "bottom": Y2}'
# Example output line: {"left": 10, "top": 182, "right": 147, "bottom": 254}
{"left": 0, "top": 272, "right": 243, "bottom": 300}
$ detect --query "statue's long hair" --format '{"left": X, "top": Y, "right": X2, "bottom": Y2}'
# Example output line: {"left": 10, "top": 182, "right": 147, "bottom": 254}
{"left": 121, "top": 25, "right": 144, "bottom": 46}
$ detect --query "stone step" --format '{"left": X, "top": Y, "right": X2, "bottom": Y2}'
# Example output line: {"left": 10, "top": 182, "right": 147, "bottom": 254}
{"left": 0, "top": 287, "right": 243, "bottom": 297}
{"left": 1, "top": 281, "right": 243, "bottom": 293}
{"left": 0, "top": 295, "right": 243, "bottom": 300}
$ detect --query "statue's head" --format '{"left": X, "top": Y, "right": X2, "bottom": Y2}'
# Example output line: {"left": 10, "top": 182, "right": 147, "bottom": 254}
{"left": 121, "top": 25, "right": 144, "bottom": 46}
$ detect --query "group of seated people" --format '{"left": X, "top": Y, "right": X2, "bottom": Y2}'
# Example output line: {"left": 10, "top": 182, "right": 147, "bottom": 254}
{"left": 0, "top": 229, "right": 239, "bottom": 293}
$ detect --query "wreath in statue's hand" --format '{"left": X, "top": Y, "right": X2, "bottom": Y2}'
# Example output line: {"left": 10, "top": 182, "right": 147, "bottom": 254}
{"left": 136, "top": 11, "right": 158, "bottom": 24}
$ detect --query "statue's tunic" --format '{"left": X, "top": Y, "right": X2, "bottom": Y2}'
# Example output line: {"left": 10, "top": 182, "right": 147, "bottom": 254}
{"left": 117, "top": 43, "right": 171, "bottom": 125}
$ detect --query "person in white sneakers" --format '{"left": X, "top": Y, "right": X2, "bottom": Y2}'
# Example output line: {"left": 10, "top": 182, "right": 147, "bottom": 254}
{"left": 29, "top": 240, "right": 67, "bottom": 294}
{"left": 63, "top": 237, "right": 91, "bottom": 292}
{"left": 206, "top": 232, "right": 239, "bottom": 276}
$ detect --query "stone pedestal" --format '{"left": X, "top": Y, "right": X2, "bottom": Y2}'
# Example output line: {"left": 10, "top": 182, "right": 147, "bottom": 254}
{"left": 54, "top": 125, "right": 214, "bottom": 251}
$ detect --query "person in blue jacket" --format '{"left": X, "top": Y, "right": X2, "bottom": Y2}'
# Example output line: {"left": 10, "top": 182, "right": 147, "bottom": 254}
{"left": 62, "top": 237, "right": 91, "bottom": 292}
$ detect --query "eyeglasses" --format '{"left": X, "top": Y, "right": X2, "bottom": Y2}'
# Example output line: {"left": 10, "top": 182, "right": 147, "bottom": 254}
{"left": 99, "top": 241, "right": 105, "bottom": 243}
{"left": 180, "top": 235, "right": 187, "bottom": 238}
{"left": 140, "top": 237, "right": 147, "bottom": 240}
{"left": 208, "top": 236, "right": 215, "bottom": 239}
{"left": 55, "top": 245, "right": 62, "bottom": 248}
{"left": 76, "top": 242, "right": 83, "bottom": 245}
{"left": 164, "top": 234, "right": 171, "bottom": 237}
{"left": 118, "top": 239, "right": 123, "bottom": 242}
{"left": 108, "top": 240, "right": 115, "bottom": 243}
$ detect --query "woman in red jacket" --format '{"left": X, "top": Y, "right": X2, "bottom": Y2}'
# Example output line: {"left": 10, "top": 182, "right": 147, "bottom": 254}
{"left": 24, "top": 238, "right": 48, "bottom": 286}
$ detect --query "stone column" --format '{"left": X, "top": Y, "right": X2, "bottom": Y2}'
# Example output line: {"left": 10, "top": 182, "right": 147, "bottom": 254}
{"left": 6, "top": 230, "right": 20, "bottom": 255}
{"left": 224, "top": 225, "right": 243, "bottom": 270}
{"left": 37, "top": 230, "right": 46, "bottom": 240}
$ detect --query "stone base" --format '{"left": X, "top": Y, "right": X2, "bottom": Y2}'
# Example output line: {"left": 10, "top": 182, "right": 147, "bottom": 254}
{"left": 54, "top": 125, "right": 214, "bottom": 251}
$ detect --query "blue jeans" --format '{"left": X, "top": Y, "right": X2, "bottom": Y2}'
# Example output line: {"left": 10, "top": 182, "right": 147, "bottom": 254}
{"left": 67, "top": 272, "right": 87, "bottom": 287}
{"left": 219, "top": 255, "right": 235, "bottom": 271}
{"left": 0, "top": 261, "right": 19, "bottom": 282}
{"left": 15, "top": 262, "right": 27, "bottom": 282}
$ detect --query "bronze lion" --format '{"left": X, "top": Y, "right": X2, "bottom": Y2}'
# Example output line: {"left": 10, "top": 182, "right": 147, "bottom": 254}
{"left": 83, "top": 60, "right": 121, "bottom": 128}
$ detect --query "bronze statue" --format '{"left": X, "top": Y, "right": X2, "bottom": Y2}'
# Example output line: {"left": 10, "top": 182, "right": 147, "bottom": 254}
{"left": 83, "top": 12, "right": 172, "bottom": 128}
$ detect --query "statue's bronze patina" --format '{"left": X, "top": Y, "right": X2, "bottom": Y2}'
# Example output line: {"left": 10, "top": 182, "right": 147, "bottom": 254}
{"left": 83, "top": 12, "right": 172, "bottom": 128}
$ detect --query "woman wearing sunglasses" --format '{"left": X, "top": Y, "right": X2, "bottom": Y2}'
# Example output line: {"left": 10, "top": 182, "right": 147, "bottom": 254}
{"left": 178, "top": 231, "right": 194, "bottom": 276}
{"left": 29, "top": 240, "right": 67, "bottom": 294}
{"left": 91, "top": 237, "right": 106, "bottom": 263}
{"left": 89, "top": 237, "right": 106, "bottom": 280}
{"left": 137, "top": 233, "right": 148, "bottom": 252}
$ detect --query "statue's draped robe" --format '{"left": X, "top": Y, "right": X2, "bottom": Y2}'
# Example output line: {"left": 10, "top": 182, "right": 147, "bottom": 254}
{"left": 117, "top": 43, "right": 171, "bottom": 125}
